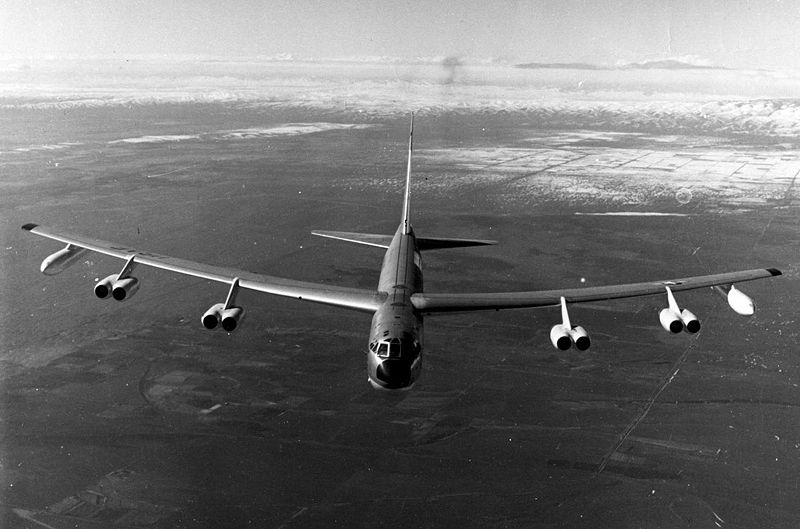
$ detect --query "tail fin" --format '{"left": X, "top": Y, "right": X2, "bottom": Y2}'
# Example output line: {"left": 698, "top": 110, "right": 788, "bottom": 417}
{"left": 401, "top": 113, "right": 413, "bottom": 234}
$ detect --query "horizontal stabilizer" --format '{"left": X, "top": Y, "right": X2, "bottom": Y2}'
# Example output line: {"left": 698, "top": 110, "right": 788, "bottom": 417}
{"left": 312, "top": 230, "right": 497, "bottom": 251}
{"left": 416, "top": 237, "right": 497, "bottom": 251}
{"left": 311, "top": 231, "right": 393, "bottom": 248}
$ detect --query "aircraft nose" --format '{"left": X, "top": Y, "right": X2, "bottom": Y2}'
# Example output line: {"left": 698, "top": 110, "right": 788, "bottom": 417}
{"left": 376, "top": 359, "right": 412, "bottom": 389}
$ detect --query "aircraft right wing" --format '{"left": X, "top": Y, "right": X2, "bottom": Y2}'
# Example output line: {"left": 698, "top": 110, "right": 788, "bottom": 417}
{"left": 23, "top": 223, "right": 383, "bottom": 313}
{"left": 411, "top": 268, "right": 781, "bottom": 313}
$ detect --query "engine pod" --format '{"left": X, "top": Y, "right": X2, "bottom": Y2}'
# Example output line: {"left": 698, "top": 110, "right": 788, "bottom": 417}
{"left": 202, "top": 303, "right": 225, "bottom": 329}
{"left": 94, "top": 274, "right": 118, "bottom": 299}
{"left": 659, "top": 308, "right": 684, "bottom": 333}
{"left": 221, "top": 307, "right": 245, "bottom": 332}
{"left": 111, "top": 277, "right": 139, "bottom": 301}
{"left": 550, "top": 324, "right": 572, "bottom": 350}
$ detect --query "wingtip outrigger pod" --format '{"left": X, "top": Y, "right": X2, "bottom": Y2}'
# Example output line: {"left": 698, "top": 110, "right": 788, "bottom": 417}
{"left": 39, "top": 243, "right": 87, "bottom": 275}
{"left": 714, "top": 284, "right": 756, "bottom": 316}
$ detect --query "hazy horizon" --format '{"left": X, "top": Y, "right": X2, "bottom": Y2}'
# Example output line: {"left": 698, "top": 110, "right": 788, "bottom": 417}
{"left": 3, "top": 1, "right": 800, "bottom": 71}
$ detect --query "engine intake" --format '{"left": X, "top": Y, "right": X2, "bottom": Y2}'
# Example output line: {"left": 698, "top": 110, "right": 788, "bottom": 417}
{"left": 94, "top": 274, "right": 118, "bottom": 299}
{"left": 550, "top": 324, "right": 572, "bottom": 350}
{"left": 221, "top": 307, "right": 245, "bottom": 332}
{"left": 202, "top": 303, "right": 225, "bottom": 329}
{"left": 111, "top": 277, "right": 139, "bottom": 301}
{"left": 569, "top": 325, "right": 591, "bottom": 351}
{"left": 659, "top": 308, "right": 684, "bottom": 333}
{"left": 680, "top": 308, "right": 701, "bottom": 334}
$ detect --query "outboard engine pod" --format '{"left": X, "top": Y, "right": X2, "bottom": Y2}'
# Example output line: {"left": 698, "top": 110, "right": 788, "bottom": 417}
{"left": 202, "top": 303, "right": 225, "bottom": 330}
{"left": 680, "top": 309, "right": 701, "bottom": 334}
{"left": 569, "top": 325, "right": 591, "bottom": 351}
{"left": 221, "top": 307, "right": 245, "bottom": 332}
{"left": 94, "top": 274, "right": 118, "bottom": 299}
{"left": 659, "top": 308, "right": 684, "bottom": 333}
{"left": 111, "top": 277, "right": 139, "bottom": 301}
{"left": 550, "top": 324, "right": 572, "bottom": 351}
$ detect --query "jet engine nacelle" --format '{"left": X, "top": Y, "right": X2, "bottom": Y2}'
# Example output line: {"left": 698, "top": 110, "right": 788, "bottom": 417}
{"left": 201, "top": 304, "right": 245, "bottom": 332}
{"left": 94, "top": 274, "right": 118, "bottom": 299}
{"left": 569, "top": 325, "right": 591, "bottom": 351}
{"left": 111, "top": 277, "right": 139, "bottom": 301}
{"left": 201, "top": 303, "right": 225, "bottom": 329}
{"left": 550, "top": 324, "right": 572, "bottom": 351}
{"left": 680, "top": 308, "right": 701, "bottom": 334}
{"left": 40, "top": 246, "right": 86, "bottom": 275}
{"left": 659, "top": 308, "right": 684, "bottom": 333}
{"left": 221, "top": 307, "right": 245, "bottom": 332}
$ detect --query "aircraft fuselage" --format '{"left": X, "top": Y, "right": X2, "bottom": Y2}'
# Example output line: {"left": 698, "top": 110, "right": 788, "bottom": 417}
{"left": 367, "top": 225, "right": 424, "bottom": 389}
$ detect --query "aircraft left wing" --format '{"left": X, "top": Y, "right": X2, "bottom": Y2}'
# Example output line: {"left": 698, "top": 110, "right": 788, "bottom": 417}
{"left": 22, "top": 223, "right": 382, "bottom": 313}
{"left": 411, "top": 268, "right": 781, "bottom": 313}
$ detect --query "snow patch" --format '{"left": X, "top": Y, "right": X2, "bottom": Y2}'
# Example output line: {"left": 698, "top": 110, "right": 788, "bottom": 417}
{"left": 108, "top": 134, "right": 200, "bottom": 144}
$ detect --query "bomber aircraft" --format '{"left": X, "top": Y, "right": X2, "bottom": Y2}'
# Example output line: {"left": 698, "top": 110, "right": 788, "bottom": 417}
{"left": 23, "top": 117, "right": 781, "bottom": 390}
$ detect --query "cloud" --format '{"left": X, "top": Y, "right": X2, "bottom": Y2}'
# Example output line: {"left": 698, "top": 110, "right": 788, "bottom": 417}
{"left": 2, "top": 123, "right": 374, "bottom": 155}
{"left": 108, "top": 134, "right": 200, "bottom": 144}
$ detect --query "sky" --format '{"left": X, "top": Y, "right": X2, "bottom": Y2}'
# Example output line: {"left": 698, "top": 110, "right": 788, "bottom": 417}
{"left": 2, "top": 0, "right": 800, "bottom": 69}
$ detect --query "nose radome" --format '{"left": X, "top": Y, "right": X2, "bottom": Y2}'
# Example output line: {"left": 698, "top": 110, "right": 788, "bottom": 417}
{"left": 376, "top": 359, "right": 412, "bottom": 389}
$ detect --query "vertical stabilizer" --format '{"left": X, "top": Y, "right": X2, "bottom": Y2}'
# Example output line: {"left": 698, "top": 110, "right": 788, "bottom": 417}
{"left": 401, "top": 113, "right": 414, "bottom": 234}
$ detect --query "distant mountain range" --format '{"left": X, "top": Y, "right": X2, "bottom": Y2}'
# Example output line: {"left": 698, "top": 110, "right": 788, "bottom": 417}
{"left": 515, "top": 60, "right": 730, "bottom": 71}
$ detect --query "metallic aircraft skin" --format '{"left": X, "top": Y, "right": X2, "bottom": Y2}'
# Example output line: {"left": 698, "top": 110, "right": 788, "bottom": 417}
{"left": 366, "top": 117, "right": 424, "bottom": 389}
{"left": 21, "top": 115, "right": 782, "bottom": 391}
{"left": 367, "top": 224, "right": 424, "bottom": 389}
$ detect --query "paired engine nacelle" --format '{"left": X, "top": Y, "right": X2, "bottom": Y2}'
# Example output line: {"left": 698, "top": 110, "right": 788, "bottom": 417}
{"left": 201, "top": 278, "right": 245, "bottom": 332}
{"left": 550, "top": 324, "right": 591, "bottom": 351}
{"left": 659, "top": 307, "right": 700, "bottom": 334}
{"left": 550, "top": 324, "right": 572, "bottom": 351}
{"left": 201, "top": 303, "right": 246, "bottom": 332}
{"left": 659, "top": 286, "right": 701, "bottom": 334}
{"left": 94, "top": 273, "right": 140, "bottom": 301}
{"left": 550, "top": 297, "right": 591, "bottom": 351}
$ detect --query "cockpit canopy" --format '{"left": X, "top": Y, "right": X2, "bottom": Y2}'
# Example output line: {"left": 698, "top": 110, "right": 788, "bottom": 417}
{"left": 369, "top": 334, "right": 420, "bottom": 359}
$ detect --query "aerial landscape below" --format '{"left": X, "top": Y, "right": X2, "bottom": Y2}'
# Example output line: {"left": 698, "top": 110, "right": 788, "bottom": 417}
{"left": 1, "top": 57, "right": 798, "bottom": 527}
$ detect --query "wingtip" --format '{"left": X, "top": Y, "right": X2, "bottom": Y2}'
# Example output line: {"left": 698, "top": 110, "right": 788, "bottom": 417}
{"left": 767, "top": 268, "right": 782, "bottom": 276}
{"left": 21, "top": 223, "right": 38, "bottom": 231}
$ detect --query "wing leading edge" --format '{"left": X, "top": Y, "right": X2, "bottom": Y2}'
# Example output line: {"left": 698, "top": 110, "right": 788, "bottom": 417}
{"left": 21, "top": 223, "right": 781, "bottom": 316}
{"left": 22, "top": 223, "right": 382, "bottom": 313}
{"left": 411, "top": 268, "right": 781, "bottom": 313}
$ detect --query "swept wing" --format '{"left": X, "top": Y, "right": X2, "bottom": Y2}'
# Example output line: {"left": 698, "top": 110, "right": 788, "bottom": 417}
{"left": 411, "top": 268, "right": 781, "bottom": 313}
{"left": 22, "top": 223, "right": 381, "bottom": 313}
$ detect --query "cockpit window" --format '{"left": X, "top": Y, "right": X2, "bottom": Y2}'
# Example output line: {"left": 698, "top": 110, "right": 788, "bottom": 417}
{"left": 387, "top": 341, "right": 401, "bottom": 357}
{"left": 375, "top": 336, "right": 419, "bottom": 359}
{"left": 376, "top": 338, "right": 400, "bottom": 358}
